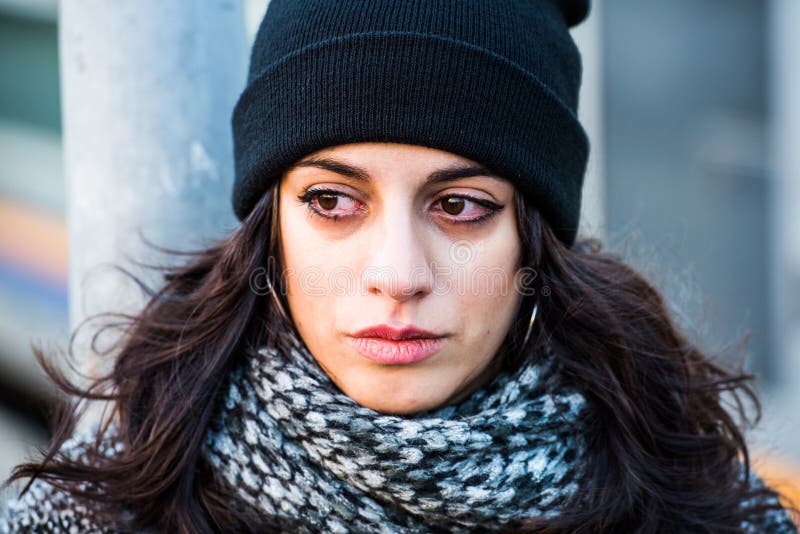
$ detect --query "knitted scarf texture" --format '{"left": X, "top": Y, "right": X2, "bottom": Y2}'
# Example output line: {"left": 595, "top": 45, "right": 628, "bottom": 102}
{"left": 2, "top": 336, "right": 798, "bottom": 533}
{"left": 201, "top": 335, "right": 587, "bottom": 533}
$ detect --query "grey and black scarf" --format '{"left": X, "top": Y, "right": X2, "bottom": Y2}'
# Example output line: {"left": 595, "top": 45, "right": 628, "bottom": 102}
{"left": 202, "top": 334, "right": 588, "bottom": 533}
{"left": 2, "top": 336, "right": 798, "bottom": 533}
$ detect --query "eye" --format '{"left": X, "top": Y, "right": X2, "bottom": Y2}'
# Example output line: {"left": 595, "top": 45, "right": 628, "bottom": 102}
{"left": 432, "top": 195, "right": 504, "bottom": 225}
{"left": 296, "top": 188, "right": 364, "bottom": 221}
{"left": 441, "top": 197, "right": 466, "bottom": 215}
{"left": 295, "top": 188, "right": 504, "bottom": 225}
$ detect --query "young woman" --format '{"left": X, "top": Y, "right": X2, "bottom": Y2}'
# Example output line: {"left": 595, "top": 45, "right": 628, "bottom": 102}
{"left": 3, "top": 1, "right": 798, "bottom": 532}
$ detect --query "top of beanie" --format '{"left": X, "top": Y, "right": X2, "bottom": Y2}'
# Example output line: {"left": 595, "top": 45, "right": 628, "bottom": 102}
{"left": 231, "top": 0, "right": 592, "bottom": 247}
{"left": 561, "top": 0, "right": 590, "bottom": 27}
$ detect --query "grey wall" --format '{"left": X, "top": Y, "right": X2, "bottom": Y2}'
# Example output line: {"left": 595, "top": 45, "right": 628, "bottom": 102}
{"left": 603, "top": 0, "right": 773, "bottom": 379}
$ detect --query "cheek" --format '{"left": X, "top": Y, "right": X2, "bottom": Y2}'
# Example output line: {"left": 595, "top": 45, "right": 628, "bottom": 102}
{"left": 280, "top": 204, "right": 329, "bottom": 333}
{"left": 449, "top": 230, "right": 522, "bottom": 342}
{"left": 280, "top": 204, "right": 313, "bottom": 270}
{"left": 456, "top": 265, "right": 521, "bottom": 343}
{"left": 279, "top": 205, "right": 365, "bottom": 339}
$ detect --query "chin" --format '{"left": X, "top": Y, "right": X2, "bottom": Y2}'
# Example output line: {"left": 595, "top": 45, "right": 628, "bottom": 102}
{"left": 366, "top": 399, "right": 440, "bottom": 415}
{"left": 347, "top": 383, "right": 451, "bottom": 415}
{"left": 326, "top": 354, "right": 465, "bottom": 414}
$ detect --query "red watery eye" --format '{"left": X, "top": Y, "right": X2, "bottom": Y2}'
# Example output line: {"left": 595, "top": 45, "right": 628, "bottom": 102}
{"left": 317, "top": 193, "right": 338, "bottom": 211}
{"left": 441, "top": 197, "right": 465, "bottom": 215}
{"left": 435, "top": 196, "right": 493, "bottom": 220}
{"left": 312, "top": 192, "right": 362, "bottom": 217}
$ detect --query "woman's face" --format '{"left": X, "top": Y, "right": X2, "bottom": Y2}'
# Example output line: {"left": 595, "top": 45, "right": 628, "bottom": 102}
{"left": 278, "top": 142, "right": 523, "bottom": 414}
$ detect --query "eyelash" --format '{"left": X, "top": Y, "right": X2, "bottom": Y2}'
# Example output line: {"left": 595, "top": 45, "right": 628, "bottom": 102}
{"left": 295, "top": 187, "right": 504, "bottom": 226}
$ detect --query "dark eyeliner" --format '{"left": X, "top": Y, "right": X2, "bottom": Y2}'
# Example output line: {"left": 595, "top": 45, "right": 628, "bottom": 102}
{"left": 296, "top": 187, "right": 354, "bottom": 221}
{"left": 296, "top": 189, "right": 503, "bottom": 225}
{"left": 437, "top": 194, "right": 505, "bottom": 225}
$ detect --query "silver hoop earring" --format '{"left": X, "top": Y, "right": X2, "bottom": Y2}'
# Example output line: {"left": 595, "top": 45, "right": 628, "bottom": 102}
{"left": 521, "top": 302, "right": 539, "bottom": 348}
{"left": 265, "top": 272, "right": 292, "bottom": 325}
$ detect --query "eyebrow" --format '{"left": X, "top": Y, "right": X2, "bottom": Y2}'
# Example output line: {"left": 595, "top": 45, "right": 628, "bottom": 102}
{"left": 291, "top": 156, "right": 503, "bottom": 185}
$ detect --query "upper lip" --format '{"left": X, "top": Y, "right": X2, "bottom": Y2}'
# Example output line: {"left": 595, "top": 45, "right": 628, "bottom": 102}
{"left": 350, "top": 324, "right": 446, "bottom": 341}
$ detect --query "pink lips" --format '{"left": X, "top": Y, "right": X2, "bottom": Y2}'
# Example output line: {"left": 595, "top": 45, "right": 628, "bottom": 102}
{"left": 346, "top": 324, "right": 447, "bottom": 365}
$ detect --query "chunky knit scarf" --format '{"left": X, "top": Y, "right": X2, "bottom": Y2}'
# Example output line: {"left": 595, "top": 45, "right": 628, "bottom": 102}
{"left": 3, "top": 336, "right": 798, "bottom": 533}
{"left": 201, "top": 334, "right": 588, "bottom": 533}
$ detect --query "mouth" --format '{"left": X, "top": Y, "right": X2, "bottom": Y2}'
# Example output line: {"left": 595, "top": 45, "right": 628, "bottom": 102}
{"left": 346, "top": 324, "right": 448, "bottom": 365}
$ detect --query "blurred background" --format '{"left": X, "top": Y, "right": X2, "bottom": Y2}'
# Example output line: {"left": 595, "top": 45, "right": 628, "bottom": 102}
{"left": 1, "top": 0, "right": 798, "bottom": 515}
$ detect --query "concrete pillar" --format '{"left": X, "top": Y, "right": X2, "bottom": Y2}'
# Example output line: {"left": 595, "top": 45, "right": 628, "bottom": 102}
{"left": 571, "top": 0, "right": 606, "bottom": 244}
{"left": 58, "top": 1, "right": 247, "bottom": 413}
{"left": 760, "top": 0, "right": 800, "bottom": 462}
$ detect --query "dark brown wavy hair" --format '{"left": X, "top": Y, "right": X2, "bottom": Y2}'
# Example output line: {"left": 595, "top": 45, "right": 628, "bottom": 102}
{"left": 6, "top": 181, "right": 798, "bottom": 533}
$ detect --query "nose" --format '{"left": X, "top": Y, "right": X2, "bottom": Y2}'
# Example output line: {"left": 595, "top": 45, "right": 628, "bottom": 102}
{"left": 363, "top": 207, "right": 434, "bottom": 303}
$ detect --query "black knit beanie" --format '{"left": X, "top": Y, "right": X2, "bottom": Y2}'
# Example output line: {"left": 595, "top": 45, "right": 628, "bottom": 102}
{"left": 231, "top": 0, "right": 591, "bottom": 247}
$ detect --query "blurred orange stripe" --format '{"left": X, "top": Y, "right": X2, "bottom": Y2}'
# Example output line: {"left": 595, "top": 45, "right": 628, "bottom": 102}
{"left": 753, "top": 452, "right": 800, "bottom": 524}
{"left": 0, "top": 197, "right": 68, "bottom": 285}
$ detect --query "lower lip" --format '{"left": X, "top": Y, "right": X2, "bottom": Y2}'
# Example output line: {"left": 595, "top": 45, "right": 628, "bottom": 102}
{"left": 347, "top": 336, "right": 446, "bottom": 365}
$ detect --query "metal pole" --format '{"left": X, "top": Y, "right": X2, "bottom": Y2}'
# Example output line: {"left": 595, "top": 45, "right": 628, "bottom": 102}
{"left": 763, "top": 0, "right": 800, "bottom": 461}
{"left": 571, "top": 0, "right": 606, "bottom": 243}
{"left": 59, "top": 1, "right": 247, "bottom": 423}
